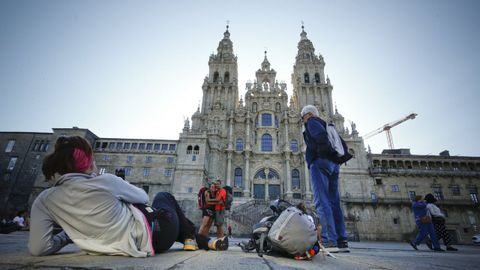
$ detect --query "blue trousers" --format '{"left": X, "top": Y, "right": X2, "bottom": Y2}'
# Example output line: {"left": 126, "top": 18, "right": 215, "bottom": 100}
{"left": 310, "top": 159, "right": 346, "bottom": 246}
{"left": 413, "top": 222, "right": 440, "bottom": 249}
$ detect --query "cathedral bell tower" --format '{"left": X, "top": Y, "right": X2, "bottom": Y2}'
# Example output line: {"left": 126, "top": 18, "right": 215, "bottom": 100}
{"left": 200, "top": 25, "right": 239, "bottom": 117}
{"left": 292, "top": 26, "right": 334, "bottom": 120}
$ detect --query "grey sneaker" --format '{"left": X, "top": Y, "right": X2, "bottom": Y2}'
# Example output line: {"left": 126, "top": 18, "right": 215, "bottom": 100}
{"left": 338, "top": 240, "right": 350, "bottom": 253}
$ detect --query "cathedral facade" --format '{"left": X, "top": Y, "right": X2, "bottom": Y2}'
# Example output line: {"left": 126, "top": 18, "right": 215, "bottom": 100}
{"left": 1, "top": 27, "right": 478, "bottom": 244}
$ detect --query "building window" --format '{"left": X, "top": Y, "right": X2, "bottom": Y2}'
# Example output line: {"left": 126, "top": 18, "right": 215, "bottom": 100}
{"left": 451, "top": 185, "right": 460, "bottom": 196}
{"left": 125, "top": 167, "right": 132, "bottom": 176}
{"left": 169, "top": 144, "right": 176, "bottom": 151}
{"left": 391, "top": 185, "right": 400, "bottom": 192}
{"left": 236, "top": 138, "right": 244, "bottom": 151}
{"left": 433, "top": 187, "right": 444, "bottom": 201}
{"left": 393, "top": 218, "right": 399, "bottom": 225}
{"left": 292, "top": 169, "right": 300, "bottom": 189}
{"left": 138, "top": 143, "right": 145, "bottom": 150}
{"left": 304, "top": 73, "right": 310, "bottom": 83}
{"left": 261, "top": 134, "right": 272, "bottom": 152}
{"left": 187, "top": 187, "right": 193, "bottom": 193}
{"left": 409, "top": 191, "right": 416, "bottom": 201}
{"left": 4, "top": 140, "right": 15, "bottom": 152}
{"left": 293, "top": 193, "right": 302, "bottom": 199}
{"left": 471, "top": 192, "right": 479, "bottom": 204}
{"left": 33, "top": 140, "right": 40, "bottom": 151}
{"left": 99, "top": 167, "right": 106, "bottom": 175}
{"left": 252, "top": 102, "right": 257, "bottom": 113}
{"left": 146, "top": 143, "right": 153, "bottom": 150}
{"left": 167, "top": 157, "right": 174, "bottom": 164}
{"left": 143, "top": 168, "right": 150, "bottom": 177}
{"left": 234, "top": 168, "right": 243, "bottom": 188}
{"left": 124, "top": 143, "right": 131, "bottom": 150}
{"left": 193, "top": 145, "right": 200, "bottom": 154}
{"left": 375, "top": 178, "right": 383, "bottom": 185}
{"left": 116, "top": 142, "right": 123, "bottom": 150}
{"left": 314, "top": 73, "right": 320, "bottom": 83}
{"left": 102, "top": 155, "right": 110, "bottom": 161}
{"left": 164, "top": 169, "right": 173, "bottom": 177}
{"left": 162, "top": 144, "right": 169, "bottom": 151}
{"left": 261, "top": 113, "right": 272, "bottom": 126}
{"left": 192, "top": 155, "right": 196, "bottom": 161}
{"left": 213, "top": 71, "right": 219, "bottom": 82}
{"left": 108, "top": 142, "right": 115, "bottom": 150}
{"left": 371, "top": 192, "right": 377, "bottom": 202}
{"left": 234, "top": 192, "right": 242, "bottom": 197}
{"left": 187, "top": 145, "right": 192, "bottom": 154}
{"left": 127, "top": 155, "right": 134, "bottom": 163}
{"left": 290, "top": 140, "right": 298, "bottom": 152}
{"left": 224, "top": 72, "right": 230, "bottom": 83}
{"left": 154, "top": 143, "right": 161, "bottom": 150}
{"left": 131, "top": 143, "right": 138, "bottom": 150}
{"left": 145, "top": 156, "right": 152, "bottom": 163}
{"left": 142, "top": 185, "right": 150, "bottom": 194}
{"left": 6, "top": 157, "right": 18, "bottom": 172}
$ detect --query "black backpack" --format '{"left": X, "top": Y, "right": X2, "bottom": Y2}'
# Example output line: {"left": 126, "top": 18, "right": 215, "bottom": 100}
{"left": 223, "top": 186, "right": 233, "bottom": 210}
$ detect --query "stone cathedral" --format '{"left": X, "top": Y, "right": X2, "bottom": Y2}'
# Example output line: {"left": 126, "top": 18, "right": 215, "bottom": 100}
{"left": 1, "top": 26, "right": 478, "bottom": 244}
{"left": 173, "top": 26, "right": 367, "bottom": 204}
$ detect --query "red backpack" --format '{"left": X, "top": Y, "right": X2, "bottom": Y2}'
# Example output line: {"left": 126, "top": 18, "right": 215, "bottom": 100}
{"left": 197, "top": 186, "right": 208, "bottom": 209}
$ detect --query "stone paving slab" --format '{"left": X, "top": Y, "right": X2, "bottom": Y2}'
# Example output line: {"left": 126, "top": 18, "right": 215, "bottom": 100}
{"left": 1, "top": 231, "right": 480, "bottom": 270}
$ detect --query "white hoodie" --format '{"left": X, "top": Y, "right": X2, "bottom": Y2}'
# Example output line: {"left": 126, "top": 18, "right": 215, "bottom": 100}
{"left": 28, "top": 173, "right": 153, "bottom": 257}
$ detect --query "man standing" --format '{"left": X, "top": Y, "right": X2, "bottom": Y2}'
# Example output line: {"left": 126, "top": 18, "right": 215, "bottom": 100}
{"left": 301, "top": 105, "right": 349, "bottom": 253}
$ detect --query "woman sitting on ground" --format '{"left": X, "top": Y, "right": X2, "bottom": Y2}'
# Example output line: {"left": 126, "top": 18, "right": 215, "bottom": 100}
{"left": 28, "top": 136, "right": 200, "bottom": 257}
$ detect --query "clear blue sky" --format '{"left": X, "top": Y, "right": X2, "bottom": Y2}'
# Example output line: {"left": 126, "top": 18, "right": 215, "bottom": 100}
{"left": 1, "top": 0, "right": 479, "bottom": 156}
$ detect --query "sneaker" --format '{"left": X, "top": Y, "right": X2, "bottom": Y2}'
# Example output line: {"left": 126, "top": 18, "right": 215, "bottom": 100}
{"left": 425, "top": 238, "right": 433, "bottom": 250}
{"left": 323, "top": 243, "right": 339, "bottom": 253}
{"left": 434, "top": 248, "right": 445, "bottom": 252}
{"left": 183, "top": 239, "right": 198, "bottom": 251}
{"left": 209, "top": 236, "right": 229, "bottom": 251}
{"left": 337, "top": 240, "right": 350, "bottom": 253}
{"left": 409, "top": 241, "right": 418, "bottom": 250}
{"left": 446, "top": 246, "right": 458, "bottom": 251}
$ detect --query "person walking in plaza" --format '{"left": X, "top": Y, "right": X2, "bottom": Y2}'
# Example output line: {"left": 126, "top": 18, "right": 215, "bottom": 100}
{"left": 424, "top": 193, "right": 458, "bottom": 251}
{"left": 409, "top": 195, "right": 444, "bottom": 252}
{"left": 301, "top": 105, "right": 349, "bottom": 253}
{"left": 28, "top": 136, "right": 200, "bottom": 257}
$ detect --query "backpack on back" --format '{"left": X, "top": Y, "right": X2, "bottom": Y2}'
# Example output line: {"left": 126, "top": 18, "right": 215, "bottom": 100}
{"left": 197, "top": 186, "right": 208, "bottom": 210}
{"left": 223, "top": 186, "right": 233, "bottom": 210}
{"left": 326, "top": 123, "right": 353, "bottom": 165}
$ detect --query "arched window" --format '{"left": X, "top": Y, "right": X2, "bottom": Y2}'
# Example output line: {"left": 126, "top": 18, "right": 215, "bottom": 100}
{"left": 234, "top": 168, "right": 243, "bottom": 188}
{"left": 267, "top": 169, "right": 279, "bottom": 179}
{"left": 292, "top": 169, "right": 300, "bottom": 189}
{"left": 275, "top": 102, "right": 281, "bottom": 112}
{"left": 224, "top": 72, "right": 230, "bottom": 83}
{"left": 304, "top": 73, "right": 310, "bottom": 83}
{"left": 290, "top": 140, "right": 298, "bottom": 152}
{"left": 213, "top": 72, "right": 219, "bottom": 82}
{"left": 261, "top": 113, "right": 272, "bottom": 126}
{"left": 254, "top": 170, "right": 266, "bottom": 179}
{"left": 236, "top": 138, "right": 244, "bottom": 151}
{"left": 193, "top": 145, "right": 200, "bottom": 154}
{"left": 315, "top": 73, "right": 320, "bottom": 83}
{"left": 186, "top": 145, "right": 192, "bottom": 154}
{"left": 252, "top": 102, "right": 257, "bottom": 113}
{"left": 261, "top": 134, "right": 272, "bottom": 152}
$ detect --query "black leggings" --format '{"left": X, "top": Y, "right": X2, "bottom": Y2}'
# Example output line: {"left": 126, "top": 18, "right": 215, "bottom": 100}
{"left": 149, "top": 192, "right": 196, "bottom": 253}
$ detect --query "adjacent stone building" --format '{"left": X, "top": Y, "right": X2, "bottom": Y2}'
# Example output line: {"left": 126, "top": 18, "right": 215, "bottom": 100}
{"left": 1, "top": 26, "right": 478, "bottom": 243}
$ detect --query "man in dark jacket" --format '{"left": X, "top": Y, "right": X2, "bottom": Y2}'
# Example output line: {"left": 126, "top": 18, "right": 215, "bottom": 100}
{"left": 301, "top": 105, "right": 348, "bottom": 253}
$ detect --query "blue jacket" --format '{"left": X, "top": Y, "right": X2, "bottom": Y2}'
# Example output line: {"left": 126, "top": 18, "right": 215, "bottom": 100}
{"left": 412, "top": 201, "right": 429, "bottom": 224}
{"left": 303, "top": 117, "right": 337, "bottom": 169}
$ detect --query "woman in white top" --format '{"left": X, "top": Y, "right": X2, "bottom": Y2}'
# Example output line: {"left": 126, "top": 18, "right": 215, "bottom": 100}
{"left": 424, "top": 193, "right": 458, "bottom": 251}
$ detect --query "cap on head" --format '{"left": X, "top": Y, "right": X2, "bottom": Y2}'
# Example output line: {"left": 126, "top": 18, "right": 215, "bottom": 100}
{"left": 301, "top": 105, "right": 319, "bottom": 117}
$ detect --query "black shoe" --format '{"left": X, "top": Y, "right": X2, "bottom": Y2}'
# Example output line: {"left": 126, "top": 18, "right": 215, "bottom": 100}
{"left": 425, "top": 238, "right": 433, "bottom": 250}
{"left": 434, "top": 248, "right": 445, "bottom": 252}
{"left": 409, "top": 241, "right": 418, "bottom": 250}
{"left": 337, "top": 240, "right": 350, "bottom": 253}
{"left": 446, "top": 246, "right": 458, "bottom": 251}
{"left": 215, "top": 236, "right": 229, "bottom": 251}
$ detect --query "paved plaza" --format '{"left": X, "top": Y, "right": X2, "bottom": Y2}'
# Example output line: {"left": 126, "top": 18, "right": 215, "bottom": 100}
{"left": 1, "top": 231, "right": 479, "bottom": 270}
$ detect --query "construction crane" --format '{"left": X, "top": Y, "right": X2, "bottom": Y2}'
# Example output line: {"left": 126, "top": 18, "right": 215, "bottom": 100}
{"left": 363, "top": 113, "right": 418, "bottom": 149}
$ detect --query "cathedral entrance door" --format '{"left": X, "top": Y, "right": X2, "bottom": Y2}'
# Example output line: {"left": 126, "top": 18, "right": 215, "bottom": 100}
{"left": 268, "top": 184, "right": 280, "bottom": 200}
{"left": 254, "top": 184, "right": 265, "bottom": 200}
